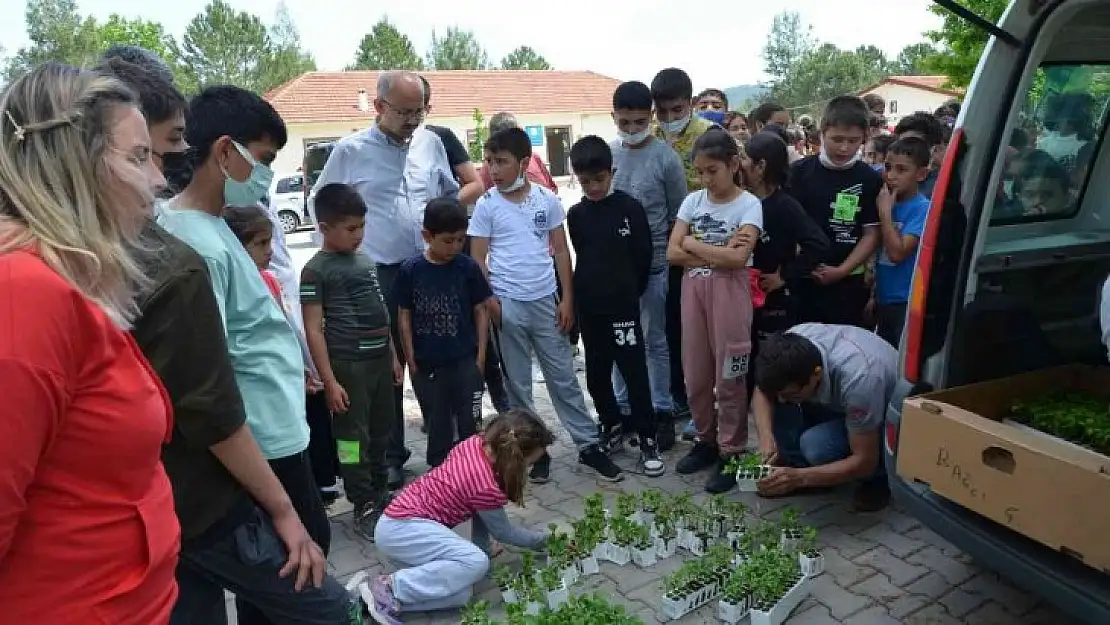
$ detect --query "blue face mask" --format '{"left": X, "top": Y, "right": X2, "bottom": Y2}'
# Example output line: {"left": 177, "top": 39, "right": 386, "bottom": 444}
{"left": 222, "top": 141, "right": 273, "bottom": 207}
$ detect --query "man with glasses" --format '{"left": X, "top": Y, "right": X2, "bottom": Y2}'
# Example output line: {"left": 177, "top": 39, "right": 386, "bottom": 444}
{"left": 310, "top": 71, "right": 460, "bottom": 491}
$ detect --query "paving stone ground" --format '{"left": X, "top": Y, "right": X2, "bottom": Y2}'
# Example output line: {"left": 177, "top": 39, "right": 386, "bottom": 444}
{"left": 305, "top": 375, "right": 1076, "bottom": 625}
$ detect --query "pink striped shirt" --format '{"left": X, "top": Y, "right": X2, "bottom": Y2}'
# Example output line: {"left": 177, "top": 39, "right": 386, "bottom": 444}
{"left": 385, "top": 435, "right": 507, "bottom": 527}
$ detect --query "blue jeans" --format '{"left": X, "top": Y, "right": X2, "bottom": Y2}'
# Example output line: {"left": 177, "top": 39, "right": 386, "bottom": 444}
{"left": 374, "top": 515, "right": 489, "bottom": 612}
{"left": 498, "top": 295, "right": 600, "bottom": 450}
{"left": 771, "top": 403, "right": 886, "bottom": 483}
{"left": 613, "top": 268, "right": 672, "bottom": 413}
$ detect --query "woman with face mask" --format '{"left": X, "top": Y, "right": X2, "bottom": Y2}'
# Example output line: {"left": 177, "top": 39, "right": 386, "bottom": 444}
{"left": 0, "top": 62, "right": 179, "bottom": 624}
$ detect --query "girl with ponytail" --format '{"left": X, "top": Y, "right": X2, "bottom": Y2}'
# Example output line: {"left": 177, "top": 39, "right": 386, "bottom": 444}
{"left": 367, "top": 410, "right": 555, "bottom": 623}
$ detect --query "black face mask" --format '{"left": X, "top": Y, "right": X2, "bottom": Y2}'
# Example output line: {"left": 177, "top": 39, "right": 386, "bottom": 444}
{"left": 158, "top": 149, "right": 194, "bottom": 198}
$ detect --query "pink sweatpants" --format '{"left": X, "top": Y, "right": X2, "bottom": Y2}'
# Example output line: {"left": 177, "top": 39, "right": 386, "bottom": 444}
{"left": 681, "top": 267, "right": 754, "bottom": 454}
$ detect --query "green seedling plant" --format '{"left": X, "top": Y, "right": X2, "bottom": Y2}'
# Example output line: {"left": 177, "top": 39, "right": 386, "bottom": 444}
{"left": 725, "top": 451, "right": 766, "bottom": 476}
{"left": 615, "top": 492, "right": 638, "bottom": 518}
{"left": 780, "top": 506, "right": 803, "bottom": 540}
{"left": 641, "top": 488, "right": 665, "bottom": 513}
{"left": 584, "top": 493, "right": 606, "bottom": 522}
{"left": 801, "top": 526, "right": 820, "bottom": 557}
{"left": 492, "top": 564, "right": 515, "bottom": 591}
{"left": 460, "top": 600, "right": 494, "bottom": 625}
{"left": 539, "top": 565, "right": 562, "bottom": 592}
{"left": 1013, "top": 391, "right": 1110, "bottom": 455}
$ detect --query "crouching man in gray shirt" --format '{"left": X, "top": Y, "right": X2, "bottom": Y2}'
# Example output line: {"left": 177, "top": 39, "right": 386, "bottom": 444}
{"left": 752, "top": 323, "right": 903, "bottom": 511}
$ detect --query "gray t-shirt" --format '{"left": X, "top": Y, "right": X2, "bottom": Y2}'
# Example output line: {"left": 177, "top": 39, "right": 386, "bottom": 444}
{"left": 610, "top": 137, "right": 688, "bottom": 270}
{"left": 787, "top": 323, "right": 899, "bottom": 433}
{"left": 300, "top": 250, "right": 391, "bottom": 362}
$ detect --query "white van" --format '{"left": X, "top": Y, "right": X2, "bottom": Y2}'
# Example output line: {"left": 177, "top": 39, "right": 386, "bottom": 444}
{"left": 886, "top": 1, "right": 1110, "bottom": 622}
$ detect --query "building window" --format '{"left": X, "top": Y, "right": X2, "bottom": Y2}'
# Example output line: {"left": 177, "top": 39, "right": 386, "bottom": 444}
{"left": 889, "top": 100, "right": 899, "bottom": 114}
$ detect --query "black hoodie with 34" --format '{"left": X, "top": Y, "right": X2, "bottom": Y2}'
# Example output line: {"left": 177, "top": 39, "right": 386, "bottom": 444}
{"left": 566, "top": 190, "right": 653, "bottom": 316}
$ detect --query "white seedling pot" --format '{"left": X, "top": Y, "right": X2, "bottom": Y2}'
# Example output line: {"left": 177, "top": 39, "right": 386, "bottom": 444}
{"left": 524, "top": 601, "right": 543, "bottom": 616}
{"left": 799, "top": 552, "right": 825, "bottom": 577}
{"left": 561, "top": 563, "right": 580, "bottom": 587}
{"left": 658, "top": 583, "right": 720, "bottom": 621}
{"left": 607, "top": 544, "right": 631, "bottom": 566}
{"left": 545, "top": 584, "right": 569, "bottom": 610}
{"left": 579, "top": 555, "right": 600, "bottom": 576}
{"left": 780, "top": 531, "right": 801, "bottom": 553}
{"left": 500, "top": 588, "right": 518, "bottom": 604}
{"left": 735, "top": 465, "right": 772, "bottom": 492}
{"left": 631, "top": 545, "right": 657, "bottom": 568}
{"left": 717, "top": 596, "right": 752, "bottom": 624}
{"left": 749, "top": 576, "right": 812, "bottom": 625}
{"left": 592, "top": 542, "right": 609, "bottom": 563}
{"left": 687, "top": 535, "right": 709, "bottom": 557}
{"left": 655, "top": 536, "right": 678, "bottom": 559}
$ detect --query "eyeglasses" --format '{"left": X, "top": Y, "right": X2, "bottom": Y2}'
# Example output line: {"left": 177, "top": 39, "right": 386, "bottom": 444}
{"left": 382, "top": 99, "right": 426, "bottom": 121}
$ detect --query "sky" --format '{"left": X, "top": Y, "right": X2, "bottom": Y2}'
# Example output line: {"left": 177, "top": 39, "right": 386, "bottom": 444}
{"left": 1, "top": 0, "right": 943, "bottom": 89}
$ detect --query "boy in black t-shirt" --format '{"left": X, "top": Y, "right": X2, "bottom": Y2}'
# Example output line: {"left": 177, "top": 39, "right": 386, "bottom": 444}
{"left": 394, "top": 198, "right": 493, "bottom": 468}
{"left": 788, "top": 95, "right": 882, "bottom": 328}
{"left": 566, "top": 136, "right": 663, "bottom": 477}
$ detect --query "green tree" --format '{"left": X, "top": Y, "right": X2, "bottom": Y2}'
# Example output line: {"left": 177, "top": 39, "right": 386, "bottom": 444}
{"left": 762, "top": 11, "right": 815, "bottom": 81}
{"left": 177, "top": 0, "right": 311, "bottom": 95}
{"left": 924, "top": 0, "right": 1008, "bottom": 89}
{"left": 349, "top": 18, "right": 423, "bottom": 70}
{"left": 467, "top": 108, "right": 487, "bottom": 162}
{"left": 500, "top": 46, "right": 551, "bottom": 70}
{"left": 853, "top": 44, "right": 891, "bottom": 75}
{"left": 3, "top": 0, "right": 100, "bottom": 83}
{"left": 895, "top": 42, "right": 938, "bottom": 75}
{"left": 768, "top": 44, "right": 886, "bottom": 114}
{"left": 426, "top": 27, "right": 490, "bottom": 70}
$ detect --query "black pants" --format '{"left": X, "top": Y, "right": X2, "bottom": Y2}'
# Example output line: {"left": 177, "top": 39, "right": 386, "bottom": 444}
{"left": 374, "top": 262, "right": 410, "bottom": 469}
{"left": 877, "top": 302, "right": 908, "bottom": 347}
{"left": 554, "top": 260, "right": 580, "bottom": 346}
{"left": 331, "top": 357, "right": 392, "bottom": 509}
{"left": 665, "top": 265, "right": 688, "bottom": 409}
{"left": 412, "top": 357, "right": 484, "bottom": 466}
{"left": 304, "top": 390, "right": 338, "bottom": 490}
{"left": 173, "top": 503, "right": 354, "bottom": 625}
{"left": 235, "top": 452, "right": 331, "bottom": 625}
{"left": 799, "top": 274, "right": 871, "bottom": 328}
{"left": 579, "top": 311, "right": 656, "bottom": 440}
{"left": 463, "top": 235, "right": 510, "bottom": 412}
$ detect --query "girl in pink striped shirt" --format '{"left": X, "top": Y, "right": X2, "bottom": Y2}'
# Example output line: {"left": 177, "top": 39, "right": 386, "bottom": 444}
{"left": 367, "top": 410, "right": 554, "bottom": 623}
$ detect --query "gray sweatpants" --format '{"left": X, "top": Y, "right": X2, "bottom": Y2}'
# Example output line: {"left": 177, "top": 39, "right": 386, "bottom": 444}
{"left": 498, "top": 295, "right": 599, "bottom": 450}
{"left": 373, "top": 515, "right": 489, "bottom": 612}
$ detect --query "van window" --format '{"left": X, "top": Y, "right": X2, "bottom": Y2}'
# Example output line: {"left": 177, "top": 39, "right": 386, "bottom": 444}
{"left": 275, "top": 175, "right": 303, "bottom": 195}
{"left": 993, "top": 63, "right": 1110, "bottom": 225}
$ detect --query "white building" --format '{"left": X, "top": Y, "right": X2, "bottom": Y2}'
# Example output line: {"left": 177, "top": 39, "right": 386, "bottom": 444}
{"left": 858, "top": 75, "right": 962, "bottom": 126}
{"left": 265, "top": 70, "right": 623, "bottom": 178}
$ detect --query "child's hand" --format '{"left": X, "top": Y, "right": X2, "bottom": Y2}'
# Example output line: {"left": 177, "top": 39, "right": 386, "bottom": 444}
{"left": 556, "top": 299, "right": 574, "bottom": 334}
{"left": 812, "top": 264, "right": 847, "bottom": 285}
{"left": 324, "top": 381, "right": 349, "bottom": 414}
{"left": 487, "top": 297, "right": 502, "bottom": 329}
{"left": 681, "top": 235, "right": 698, "bottom": 251}
{"left": 304, "top": 371, "right": 324, "bottom": 394}
{"left": 392, "top": 356, "right": 405, "bottom": 386}
{"left": 759, "top": 270, "right": 785, "bottom": 293}
{"left": 728, "top": 230, "right": 754, "bottom": 249}
{"left": 877, "top": 184, "right": 895, "bottom": 217}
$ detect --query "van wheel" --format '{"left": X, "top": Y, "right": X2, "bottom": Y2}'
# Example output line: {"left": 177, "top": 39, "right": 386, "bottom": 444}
{"left": 278, "top": 210, "right": 300, "bottom": 235}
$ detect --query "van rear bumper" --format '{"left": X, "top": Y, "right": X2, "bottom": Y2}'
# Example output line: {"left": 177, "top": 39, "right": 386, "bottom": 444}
{"left": 886, "top": 404, "right": 1110, "bottom": 624}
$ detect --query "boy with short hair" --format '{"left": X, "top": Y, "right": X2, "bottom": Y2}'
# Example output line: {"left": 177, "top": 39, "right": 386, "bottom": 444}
{"left": 695, "top": 88, "right": 729, "bottom": 112}
{"left": 394, "top": 198, "right": 492, "bottom": 468}
{"left": 650, "top": 67, "right": 716, "bottom": 440}
{"left": 788, "top": 95, "right": 882, "bottom": 329}
{"left": 874, "top": 137, "right": 931, "bottom": 347}
{"left": 468, "top": 128, "right": 623, "bottom": 483}
{"left": 567, "top": 136, "right": 663, "bottom": 476}
{"left": 895, "top": 111, "right": 947, "bottom": 198}
{"left": 300, "top": 182, "right": 401, "bottom": 541}
{"left": 609, "top": 80, "right": 688, "bottom": 450}
{"left": 865, "top": 134, "right": 895, "bottom": 170}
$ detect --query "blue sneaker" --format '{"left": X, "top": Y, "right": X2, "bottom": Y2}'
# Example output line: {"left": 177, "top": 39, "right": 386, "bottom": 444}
{"left": 366, "top": 575, "right": 402, "bottom": 625}
{"left": 682, "top": 419, "right": 697, "bottom": 441}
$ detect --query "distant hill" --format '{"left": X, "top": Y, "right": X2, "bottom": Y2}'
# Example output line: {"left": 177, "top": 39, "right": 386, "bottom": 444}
{"left": 723, "top": 84, "right": 765, "bottom": 110}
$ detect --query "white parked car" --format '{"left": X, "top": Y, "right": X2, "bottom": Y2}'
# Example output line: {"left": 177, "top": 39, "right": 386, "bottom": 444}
{"left": 269, "top": 173, "right": 311, "bottom": 234}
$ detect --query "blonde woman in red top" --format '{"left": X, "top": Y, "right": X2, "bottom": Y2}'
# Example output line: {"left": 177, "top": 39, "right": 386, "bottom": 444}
{"left": 0, "top": 62, "right": 179, "bottom": 624}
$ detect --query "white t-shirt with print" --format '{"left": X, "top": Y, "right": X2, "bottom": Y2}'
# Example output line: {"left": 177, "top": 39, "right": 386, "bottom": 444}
{"left": 676, "top": 189, "right": 764, "bottom": 267}
{"left": 468, "top": 184, "right": 564, "bottom": 301}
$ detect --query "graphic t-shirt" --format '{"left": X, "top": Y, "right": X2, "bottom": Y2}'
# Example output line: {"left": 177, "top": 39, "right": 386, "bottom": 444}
{"left": 875, "top": 193, "right": 929, "bottom": 305}
{"left": 788, "top": 156, "right": 882, "bottom": 270}
{"left": 676, "top": 189, "right": 764, "bottom": 267}
{"left": 467, "top": 184, "right": 565, "bottom": 301}
{"left": 299, "top": 250, "right": 391, "bottom": 361}
{"left": 392, "top": 254, "right": 492, "bottom": 369}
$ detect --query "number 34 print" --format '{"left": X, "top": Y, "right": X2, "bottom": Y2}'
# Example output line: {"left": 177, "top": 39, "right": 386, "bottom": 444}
{"left": 611, "top": 320, "right": 638, "bottom": 346}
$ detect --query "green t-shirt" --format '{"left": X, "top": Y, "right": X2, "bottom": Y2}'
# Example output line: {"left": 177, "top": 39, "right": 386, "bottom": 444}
{"left": 655, "top": 115, "right": 718, "bottom": 192}
{"left": 300, "top": 250, "right": 391, "bottom": 361}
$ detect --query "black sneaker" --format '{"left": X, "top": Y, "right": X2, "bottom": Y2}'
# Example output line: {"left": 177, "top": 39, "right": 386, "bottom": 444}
{"left": 352, "top": 504, "right": 382, "bottom": 542}
{"left": 676, "top": 441, "right": 718, "bottom": 475}
{"left": 529, "top": 452, "right": 551, "bottom": 484}
{"left": 639, "top": 439, "right": 665, "bottom": 477}
{"left": 705, "top": 456, "right": 737, "bottom": 494}
{"left": 598, "top": 422, "right": 624, "bottom": 455}
{"left": 655, "top": 411, "right": 676, "bottom": 451}
{"left": 853, "top": 480, "right": 891, "bottom": 512}
{"left": 578, "top": 445, "right": 624, "bottom": 482}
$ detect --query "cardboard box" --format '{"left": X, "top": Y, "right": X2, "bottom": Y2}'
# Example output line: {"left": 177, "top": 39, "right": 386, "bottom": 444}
{"left": 897, "top": 365, "right": 1110, "bottom": 573}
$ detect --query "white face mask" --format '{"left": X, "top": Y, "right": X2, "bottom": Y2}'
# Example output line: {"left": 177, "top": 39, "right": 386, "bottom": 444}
{"left": 501, "top": 174, "right": 527, "bottom": 193}
{"left": 818, "top": 143, "right": 863, "bottom": 171}
{"left": 618, "top": 128, "right": 651, "bottom": 145}
{"left": 659, "top": 114, "right": 691, "bottom": 136}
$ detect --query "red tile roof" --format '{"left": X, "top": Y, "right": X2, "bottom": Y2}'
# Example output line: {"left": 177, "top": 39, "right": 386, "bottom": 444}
{"left": 266, "top": 70, "right": 622, "bottom": 124}
{"left": 859, "top": 75, "right": 964, "bottom": 97}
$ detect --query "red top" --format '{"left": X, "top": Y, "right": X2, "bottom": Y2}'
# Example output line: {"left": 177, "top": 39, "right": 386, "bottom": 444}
{"left": 480, "top": 153, "right": 558, "bottom": 193}
{"left": 386, "top": 435, "right": 507, "bottom": 527}
{"left": 261, "top": 268, "right": 283, "bottom": 304}
{"left": 0, "top": 250, "right": 179, "bottom": 624}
